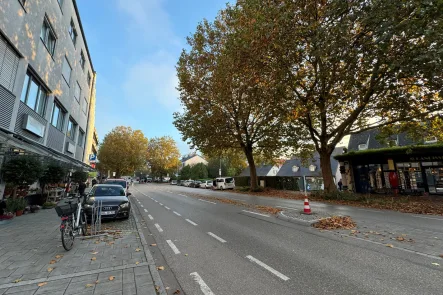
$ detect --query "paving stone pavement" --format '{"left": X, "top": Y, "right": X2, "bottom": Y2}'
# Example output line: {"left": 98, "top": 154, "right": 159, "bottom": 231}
{"left": 0, "top": 208, "right": 160, "bottom": 295}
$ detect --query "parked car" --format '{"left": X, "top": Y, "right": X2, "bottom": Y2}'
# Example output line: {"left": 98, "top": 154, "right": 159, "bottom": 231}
{"left": 179, "top": 180, "right": 186, "bottom": 186}
{"left": 215, "top": 177, "right": 235, "bottom": 190}
{"left": 199, "top": 180, "right": 212, "bottom": 189}
{"left": 146, "top": 178, "right": 152, "bottom": 183}
{"left": 83, "top": 184, "right": 131, "bottom": 220}
{"left": 190, "top": 180, "right": 201, "bottom": 188}
{"left": 170, "top": 180, "right": 177, "bottom": 185}
{"left": 184, "top": 180, "right": 194, "bottom": 187}
{"left": 103, "top": 178, "right": 129, "bottom": 195}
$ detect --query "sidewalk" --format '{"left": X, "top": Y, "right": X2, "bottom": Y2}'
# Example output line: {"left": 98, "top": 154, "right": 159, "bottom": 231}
{"left": 0, "top": 208, "right": 163, "bottom": 295}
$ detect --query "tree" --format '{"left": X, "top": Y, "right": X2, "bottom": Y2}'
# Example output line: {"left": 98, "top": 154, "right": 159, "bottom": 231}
{"left": 1, "top": 156, "right": 43, "bottom": 198}
{"left": 174, "top": 7, "right": 290, "bottom": 190}
{"left": 71, "top": 171, "right": 88, "bottom": 183}
{"left": 206, "top": 150, "right": 247, "bottom": 177}
{"left": 190, "top": 163, "right": 209, "bottom": 180}
{"left": 180, "top": 165, "right": 192, "bottom": 180}
{"left": 147, "top": 136, "right": 181, "bottom": 179}
{"left": 227, "top": 0, "right": 443, "bottom": 192}
{"left": 98, "top": 126, "right": 149, "bottom": 177}
{"left": 39, "top": 162, "right": 66, "bottom": 194}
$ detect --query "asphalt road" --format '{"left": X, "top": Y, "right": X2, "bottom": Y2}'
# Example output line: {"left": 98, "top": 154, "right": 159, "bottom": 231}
{"left": 130, "top": 183, "right": 443, "bottom": 295}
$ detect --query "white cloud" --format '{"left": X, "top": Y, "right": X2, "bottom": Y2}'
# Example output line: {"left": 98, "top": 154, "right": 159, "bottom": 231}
{"left": 122, "top": 52, "right": 180, "bottom": 110}
{"left": 116, "top": 0, "right": 181, "bottom": 47}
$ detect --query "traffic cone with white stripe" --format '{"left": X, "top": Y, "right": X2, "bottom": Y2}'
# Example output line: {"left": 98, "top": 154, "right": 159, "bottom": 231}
{"left": 303, "top": 198, "right": 311, "bottom": 215}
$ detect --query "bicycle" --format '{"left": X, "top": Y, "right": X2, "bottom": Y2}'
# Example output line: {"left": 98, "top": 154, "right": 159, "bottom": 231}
{"left": 55, "top": 194, "right": 87, "bottom": 251}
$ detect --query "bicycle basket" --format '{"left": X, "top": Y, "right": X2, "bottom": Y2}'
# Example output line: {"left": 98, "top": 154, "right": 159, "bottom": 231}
{"left": 55, "top": 203, "right": 78, "bottom": 217}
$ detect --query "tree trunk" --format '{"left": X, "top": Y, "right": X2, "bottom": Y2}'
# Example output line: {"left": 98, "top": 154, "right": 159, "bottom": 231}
{"left": 319, "top": 150, "right": 337, "bottom": 192}
{"left": 244, "top": 148, "right": 258, "bottom": 190}
{"left": 12, "top": 186, "right": 17, "bottom": 199}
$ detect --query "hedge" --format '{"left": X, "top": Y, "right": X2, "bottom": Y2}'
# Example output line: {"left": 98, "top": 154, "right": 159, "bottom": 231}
{"left": 234, "top": 176, "right": 302, "bottom": 191}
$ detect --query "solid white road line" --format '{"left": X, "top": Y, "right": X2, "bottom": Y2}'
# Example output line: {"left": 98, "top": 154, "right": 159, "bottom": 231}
{"left": 173, "top": 211, "right": 181, "bottom": 216}
{"left": 412, "top": 215, "right": 443, "bottom": 221}
{"left": 166, "top": 240, "right": 181, "bottom": 254}
{"left": 185, "top": 219, "right": 198, "bottom": 226}
{"left": 242, "top": 210, "right": 270, "bottom": 217}
{"left": 148, "top": 214, "right": 154, "bottom": 220}
{"left": 357, "top": 208, "right": 382, "bottom": 213}
{"left": 199, "top": 199, "right": 217, "bottom": 205}
{"left": 276, "top": 206, "right": 299, "bottom": 211}
{"left": 165, "top": 206, "right": 170, "bottom": 210}
{"left": 207, "top": 232, "right": 227, "bottom": 243}
{"left": 190, "top": 272, "right": 215, "bottom": 295}
{"left": 154, "top": 223, "right": 163, "bottom": 232}
{"left": 144, "top": 209, "right": 148, "bottom": 213}
{"left": 246, "top": 255, "right": 290, "bottom": 281}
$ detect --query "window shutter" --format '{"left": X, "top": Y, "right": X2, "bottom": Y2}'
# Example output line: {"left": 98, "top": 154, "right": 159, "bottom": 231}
{"left": 0, "top": 36, "right": 19, "bottom": 92}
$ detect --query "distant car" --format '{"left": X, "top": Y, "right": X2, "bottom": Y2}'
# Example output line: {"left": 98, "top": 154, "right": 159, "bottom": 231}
{"left": 215, "top": 177, "right": 235, "bottom": 190}
{"left": 179, "top": 181, "right": 186, "bottom": 186}
{"left": 184, "top": 180, "right": 194, "bottom": 187}
{"left": 170, "top": 180, "right": 177, "bottom": 185}
{"left": 190, "top": 181, "right": 201, "bottom": 188}
{"left": 200, "top": 180, "right": 212, "bottom": 189}
{"left": 146, "top": 178, "right": 152, "bottom": 183}
{"left": 104, "top": 179, "right": 129, "bottom": 195}
{"left": 83, "top": 184, "right": 131, "bottom": 220}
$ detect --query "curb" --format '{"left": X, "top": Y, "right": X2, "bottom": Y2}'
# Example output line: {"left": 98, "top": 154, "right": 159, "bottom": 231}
{"left": 131, "top": 197, "right": 167, "bottom": 295}
{"left": 277, "top": 211, "right": 319, "bottom": 226}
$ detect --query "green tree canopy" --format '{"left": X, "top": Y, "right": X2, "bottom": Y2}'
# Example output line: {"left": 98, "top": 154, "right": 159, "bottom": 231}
{"left": 190, "top": 163, "right": 209, "bottom": 180}
{"left": 2, "top": 156, "right": 43, "bottom": 198}
{"left": 97, "top": 126, "right": 149, "bottom": 177}
{"left": 71, "top": 171, "right": 88, "bottom": 183}
{"left": 179, "top": 165, "right": 192, "bottom": 180}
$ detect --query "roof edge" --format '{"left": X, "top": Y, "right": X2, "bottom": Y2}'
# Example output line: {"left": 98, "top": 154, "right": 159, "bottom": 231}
{"left": 72, "top": 0, "right": 95, "bottom": 73}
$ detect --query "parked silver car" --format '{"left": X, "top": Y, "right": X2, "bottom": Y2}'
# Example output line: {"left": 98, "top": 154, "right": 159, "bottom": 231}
{"left": 200, "top": 180, "right": 213, "bottom": 189}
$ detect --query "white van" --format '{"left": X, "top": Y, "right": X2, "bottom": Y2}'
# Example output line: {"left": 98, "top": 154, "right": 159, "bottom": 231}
{"left": 216, "top": 177, "right": 235, "bottom": 190}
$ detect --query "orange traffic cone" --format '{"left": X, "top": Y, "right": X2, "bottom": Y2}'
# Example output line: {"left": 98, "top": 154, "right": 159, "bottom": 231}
{"left": 303, "top": 198, "right": 311, "bottom": 214}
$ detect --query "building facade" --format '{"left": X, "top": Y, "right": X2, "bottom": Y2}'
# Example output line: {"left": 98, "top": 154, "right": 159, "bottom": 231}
{"left": 0, "top": 0, "right": 96, "bottom": 197}
{"left": 181, "top": 153, "right": 208, "bottom": 167}
{"left": 335, "top": 129, "right": 443, "bottom": 195}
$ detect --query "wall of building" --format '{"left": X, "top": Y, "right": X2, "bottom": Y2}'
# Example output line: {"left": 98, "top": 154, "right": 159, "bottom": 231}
{"left": 184, "top": 156, "right": 208, "bottom": 167}
{"left": 83, "top": 72, "right": 97, "bottom": 164}
{"left": 0, "top": 0, "right": 94, "bottom": 161}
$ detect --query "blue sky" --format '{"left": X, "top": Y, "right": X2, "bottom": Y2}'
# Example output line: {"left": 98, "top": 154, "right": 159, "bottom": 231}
{"left": 76, "top": 0, "right": 228, "bottom": 153}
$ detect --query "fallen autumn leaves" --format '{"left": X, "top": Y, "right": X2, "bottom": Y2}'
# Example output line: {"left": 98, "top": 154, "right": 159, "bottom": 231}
{"left": 313, "top": 216, "right": 356, "bottom": 230}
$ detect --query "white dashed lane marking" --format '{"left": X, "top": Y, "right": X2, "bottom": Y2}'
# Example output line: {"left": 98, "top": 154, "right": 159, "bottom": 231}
{"left": 198, "top": 199, "right": 216, "bottom": 205}
{"left": 207, "top": 232, "right": 227, "bottom": 243}
{"left": 190, "top": 272, "right": 215, "bottom": 295}
{"left": 246, "top": 255, "right": 290, "bottom": 281}
{"left": 166, "top": 240, "right": 181, "bottom": 254}
{"left": 185, "top": 219, "right": 198, "bottom": 226}
{"left": 148, "top": 214, "right": 154, "bottom": 220}
{"left": 173, "top": 211, "right": 181, "bottom": 216}
{"left": 165, "top": 206, "right": 170, "bottom": 210}
{"left": 154, "top": 223, "right": 163, "bottom": 232}
{"left": 144, "top": 209, "right": 148, "bottom": 213}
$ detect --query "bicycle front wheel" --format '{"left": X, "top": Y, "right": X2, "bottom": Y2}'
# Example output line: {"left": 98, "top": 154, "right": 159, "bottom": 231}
{"left": 61, "top": 220, "right": 75, "bottom": 251}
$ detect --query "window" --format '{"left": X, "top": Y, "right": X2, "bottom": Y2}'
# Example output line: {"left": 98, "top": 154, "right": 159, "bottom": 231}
{"left": 82, "top": 97, "right": 88, "bottom": 114}
{"left": 80, "top": 50, "right": 86, "bottom": 70}
{"left": 40, "top": 16, "right": 56, "bottom": 56}
{"left": 57, "top": 0, "right": 64, "bottom": 8}
{"left": 62, "top": 57, "right": 71, "bottom": 85}
{"left": 74, "top": 82, "right": 81, "bottom": 102}
{"left": 87, "top": 71, "right": 92, "bottom": 86}
{"left": 20, "top": 71, "right": 48, "bottom": 116}
{"left": 51, "top": 101, "right": 65, "bottom": 131}
{"left": 66, "top": 118, "right": 77, "bottom": 140}
{"left": 68, "top": 19, "right": 77, "bottom": 45}
{"left": 358, "top": 143, "right": 368, "bottom": 150}
{"left": 78, "top": 129, "right": 85, "bottom": 147}
{"left": 18, "top": 0, "right": 26, "bottom": 6}
{"left": 0, "top": 35, "right": 20, "bottom": 92}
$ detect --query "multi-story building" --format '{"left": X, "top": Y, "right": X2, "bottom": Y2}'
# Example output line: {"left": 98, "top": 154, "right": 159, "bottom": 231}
{"left": 0, "top": 1, "right": 96, "bottom": 179}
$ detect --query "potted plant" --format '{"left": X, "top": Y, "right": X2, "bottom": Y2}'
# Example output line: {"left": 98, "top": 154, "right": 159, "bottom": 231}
{"left": 14, "top": 198, "right": 27, "bottom": 216}
{"left": 1, "top": 156, "right": 43, "bottom": 198}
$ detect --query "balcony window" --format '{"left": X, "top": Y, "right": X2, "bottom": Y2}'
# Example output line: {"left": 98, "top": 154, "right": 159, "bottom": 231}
{"left": 74, "top": 82, "right": 81, "bottom": 103}
{"left": 20, "top": 71, "right": 48, "bottom": 117}
{"left": 80, "top": 50, "right": 86, "bottom": 70}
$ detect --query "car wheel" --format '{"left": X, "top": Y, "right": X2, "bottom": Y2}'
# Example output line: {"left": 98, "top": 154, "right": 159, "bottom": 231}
{"left": 220, "top": 186, "right": 224, "bottom": 191}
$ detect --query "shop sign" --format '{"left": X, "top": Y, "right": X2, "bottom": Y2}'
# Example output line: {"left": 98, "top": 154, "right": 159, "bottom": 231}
{"left": 409, "top": 156, "right": 443, "bottom": 161}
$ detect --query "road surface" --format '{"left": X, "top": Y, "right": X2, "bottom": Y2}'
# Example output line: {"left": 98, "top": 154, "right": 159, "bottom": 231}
{"left": 130, "top": 184, "right": 443, "bottom": 295}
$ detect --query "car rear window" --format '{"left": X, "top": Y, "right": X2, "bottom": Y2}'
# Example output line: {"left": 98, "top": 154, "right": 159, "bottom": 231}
{"left": 225, "top": 178, "right": 234, "bottom": 183}
{"left": 104, "top": 180, "right": 127, "bottom": 189}
{"left": 92, "top": 186, "right": 125, "bottom": 196}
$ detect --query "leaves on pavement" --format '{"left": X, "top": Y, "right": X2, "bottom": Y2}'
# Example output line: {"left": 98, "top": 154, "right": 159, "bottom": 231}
{"left": 431, "top": 263, "right": 440, "bottom": 266}
{"left": 85, "top": 283, "right": 94, "bottom": 288}
{"left": 313, "top": 216, "right": 356, "bottom": 230}
{"left": 157, "top": 266, "right": 165, "bottom": 270}
{"left": 91, "top": 251, "right": 98, "bottom": 255}
{"left": 55, "top": 255, "right": 63, "bottom": 259}
{"left": 150, "top": 244, "right": 157, "bottom": 246}
{"left": 37, "top": 282, "right": 47, "bottom": 287}
{"left": 13, "top": 279, "right": 22, "bottom": 283}
{"left": 91, "top": 257, "right": 97, "bottom": 261}
{"left": 173, "top": 290, "right": 181, "bottom": 294}
{"left": 135, "top": 248, "right": 141, "bottom": 252}
{"left": 109, "top": 276, "right": 115, "bottom": 281}
{"left": 386, "top": 244, "right": 394, "bottom": 248}
{"left": 49, "top": 260, "right": 57, "bottom": 264}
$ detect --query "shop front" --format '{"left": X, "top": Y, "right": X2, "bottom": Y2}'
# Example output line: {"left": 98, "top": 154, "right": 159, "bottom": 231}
{"left": 335, "top": 145, "right": 443, "bottom": 195}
